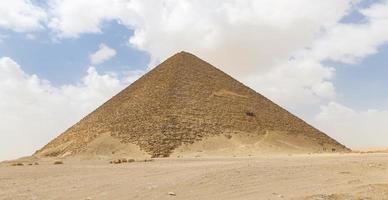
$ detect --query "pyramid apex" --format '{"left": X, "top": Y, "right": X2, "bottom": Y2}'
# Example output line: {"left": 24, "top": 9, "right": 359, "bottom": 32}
{"left": 178, "top": 50, "right": 191, "bottom": 54}
{"left": 174, "top": 51, "right": 197, "bottom": 58}
{"left": 164, "top": 51, "right": 204, "bottom": 66}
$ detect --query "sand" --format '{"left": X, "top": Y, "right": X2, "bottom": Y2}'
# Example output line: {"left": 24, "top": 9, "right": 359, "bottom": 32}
{"left": 1, "top": 153, "right": 388, "bottom": 200}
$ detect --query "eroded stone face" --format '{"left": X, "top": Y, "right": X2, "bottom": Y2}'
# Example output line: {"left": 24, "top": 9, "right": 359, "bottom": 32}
{"left": 35, "top": 52, "right": 349, "bottom": 158}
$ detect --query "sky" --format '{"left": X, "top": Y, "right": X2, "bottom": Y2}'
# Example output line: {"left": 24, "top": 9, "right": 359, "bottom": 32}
{"left": 0, "top": 0, "right": 387, "bottom": 161}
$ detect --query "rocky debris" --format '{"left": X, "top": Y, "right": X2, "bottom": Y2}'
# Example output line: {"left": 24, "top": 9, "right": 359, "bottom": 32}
{"left": 28, "top": 162, "right": 39, "bottom": 166}
{"left": 11, "top": 161, "right": 39, "bottom": 166}
{"left": 53, "top": 161, "right": 63, "bottom": 165}
{"left": 272, "top": 192, "right": 284, "bottom": 198}
{"left": 11, "top": 163, "right": 24, "bottom": 166}
{"left": 367, "top": 162, "right": 384, "bottom": 169}
{"left": 306, "top": 194, "right": 354, "bottom": 200}
{"left": 110, "top": 158, "right": 136, "bottom": 164}
{"left": 168, "top": 192, "right": 176, "bottom": 196}
{"left": 111, "top": 159, "right": 121, "bottom": 164}
{"left": 35, "top": 51, "right": 349, "bottom": 159}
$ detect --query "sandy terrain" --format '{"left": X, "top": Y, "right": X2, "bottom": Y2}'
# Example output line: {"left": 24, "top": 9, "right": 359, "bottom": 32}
{"left": 1, "top": 153, "right": 388, "bottom": 200}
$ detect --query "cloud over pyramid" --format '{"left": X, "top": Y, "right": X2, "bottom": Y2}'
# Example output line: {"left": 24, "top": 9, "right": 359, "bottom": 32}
{"left": 35, "top": 52, "right": 349, "bottom": 158}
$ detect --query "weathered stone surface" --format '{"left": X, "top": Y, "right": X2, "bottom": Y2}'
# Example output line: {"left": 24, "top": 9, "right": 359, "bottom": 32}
{"left": 35, "top": 52, "right": 349, "bottom": 158}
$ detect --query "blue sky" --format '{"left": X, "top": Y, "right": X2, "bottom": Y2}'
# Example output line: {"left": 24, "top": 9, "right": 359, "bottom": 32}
{"left": 0, "top": 0, "right": 387, "bottom": 160}
{"left": 0, "top": 21, "right": 149, "bottom": 85}
{"left": 333, "top": 45, "right": 388, "bottom": 110}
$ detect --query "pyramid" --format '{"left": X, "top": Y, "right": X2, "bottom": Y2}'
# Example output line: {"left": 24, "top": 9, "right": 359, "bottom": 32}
{"left": 35, "top": 52, "right": 349, "bottom": 158}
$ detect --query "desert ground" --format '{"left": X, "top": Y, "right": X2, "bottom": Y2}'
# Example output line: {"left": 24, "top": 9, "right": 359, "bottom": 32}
{"left": 1, "top": 152, "right": 388, "bottom": 200}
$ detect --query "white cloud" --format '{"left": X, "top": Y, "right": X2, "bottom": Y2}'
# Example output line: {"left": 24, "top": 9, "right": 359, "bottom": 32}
{"left": 239, "top": 0, "right": 388, "bottom": 115}
{"left": 308, "top": 0, "right": 388, "bottom": 64}
{"left": 124, "top": 0, "right": 352, "bottom": 74}
{"left": 0, "top": 57, "right": 142, "bottom": 161}
{"left": 47, "top": 0, "right": 353, "bottom": 108}
{"left": 89, "top": 43, "right": 117, "bottom": 65}
{"left": 314, "top": 102, "right": 388, "bottom": 148}
{"left": 48, "top": 0, "right": 127, "bottom": 38}
{"left": 243, "top": 58, "right": 336, "bottom": 114}
{"left": 46, "top": 0, "right": 353, "bottom": 72}
{"left": 0, "top": 0, "right": 47, "bottom": 32}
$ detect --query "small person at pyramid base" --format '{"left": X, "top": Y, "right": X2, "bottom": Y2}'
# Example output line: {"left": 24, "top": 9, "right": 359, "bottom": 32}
{"left": 35, "top": 52, "right": 349, "bottom": 159}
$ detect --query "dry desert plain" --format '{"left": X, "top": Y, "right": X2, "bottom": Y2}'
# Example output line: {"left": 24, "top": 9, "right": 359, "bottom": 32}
{"left": 1, "top": 152, "right": 388, "bottom": 200}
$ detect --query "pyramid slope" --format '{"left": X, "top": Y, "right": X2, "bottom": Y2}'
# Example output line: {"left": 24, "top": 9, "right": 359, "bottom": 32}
{"left": 35, "top": 52, "right": 349, "bottom": 158}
